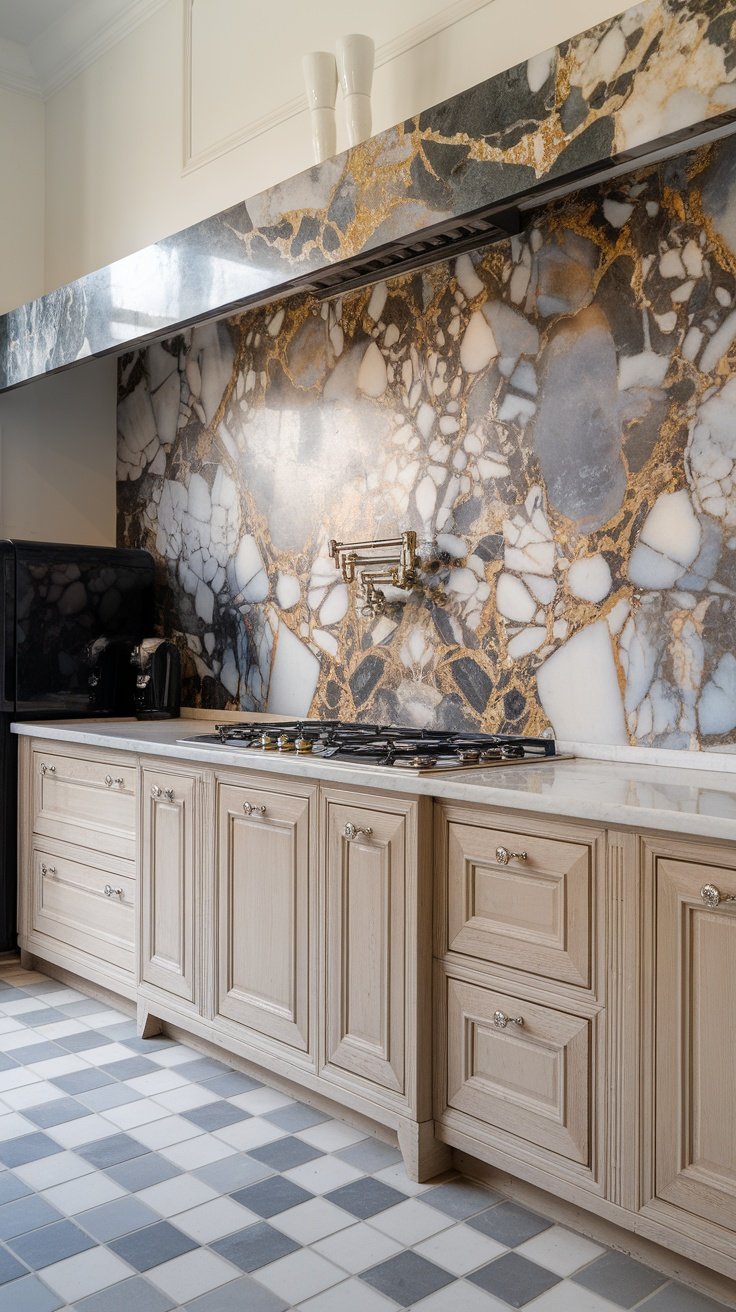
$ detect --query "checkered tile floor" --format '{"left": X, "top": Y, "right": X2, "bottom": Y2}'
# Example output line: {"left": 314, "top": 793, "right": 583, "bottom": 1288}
{"left": 0, "top": 967, "right": 729, "bottom": 1311}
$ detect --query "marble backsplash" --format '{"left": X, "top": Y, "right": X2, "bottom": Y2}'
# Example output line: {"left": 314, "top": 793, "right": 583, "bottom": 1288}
{"left": 118, "top": 134, "right": 736, "bottom": 750}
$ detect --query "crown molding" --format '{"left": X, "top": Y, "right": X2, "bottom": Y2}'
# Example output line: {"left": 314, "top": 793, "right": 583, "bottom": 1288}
{"left": 0, "top": 37, "right": 41, "bottom": 98}
{"left": 182, "top": 0, "right": 497, "bottom": 174}
{"left": 0, "top": 0, "right": 169, "bottom": 101}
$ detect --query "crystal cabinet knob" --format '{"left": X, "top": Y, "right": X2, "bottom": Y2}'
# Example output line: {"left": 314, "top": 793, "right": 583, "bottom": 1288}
{"left": 495, "top": 846, "right": 528, "bottom": 866}
{"left": 493, "top": 1010, "right": 524, "bottom": 1030}
{"left": 343, "top": 822, "right": 373, "bottom": 841}
{"left": 41, "top": 863, "right": 56, "bottom": 878}
{"left": 151, "top": 785, "right": 175, "bottom": 801}
{"left": 700, "top": 883, "right": 736, "bottom": 909}
{"left": 40, "top": 763, "right": 56, "bottom": 775}
{"left": 242, "top": 802, "right": 266, "bottom": 816}
{"left": 105, "top": 775, "right": 124, "bottom": 788}
{"left": 104, "top": 884, "right": 124, "bottom": 899}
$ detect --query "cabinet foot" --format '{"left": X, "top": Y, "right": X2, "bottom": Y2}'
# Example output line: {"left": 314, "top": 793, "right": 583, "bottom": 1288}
{"left": 137, "top": 1001, "right": 163, "bottom": 1039}
{"left": 398, "top": 1118, "right": 453, "bottom": 1183}
{"left": 19, "top": 949, "right": 34, "bottom": 970}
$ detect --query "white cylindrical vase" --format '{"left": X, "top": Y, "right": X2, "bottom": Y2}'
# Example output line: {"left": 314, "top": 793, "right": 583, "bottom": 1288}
{"left": 302, "top": 51, "right": 338, "bottom": 163}
{"left": 336, "top": 34, "right": 375, "bottom": 146}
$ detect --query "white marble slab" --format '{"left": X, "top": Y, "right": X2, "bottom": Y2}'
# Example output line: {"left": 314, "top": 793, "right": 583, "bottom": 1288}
{"left": 12, "top": 717, "right": 736, "bottom": 843}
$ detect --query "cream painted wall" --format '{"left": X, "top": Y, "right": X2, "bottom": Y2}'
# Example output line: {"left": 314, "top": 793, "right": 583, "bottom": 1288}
{"left": 0, "top": 86, "right": 44, "bottom": 314}
{"left": 43, "top": 0, "right": 629, "bottom": 292}
{"left": 0, "top": 358, "right": 117, "bottom": 545}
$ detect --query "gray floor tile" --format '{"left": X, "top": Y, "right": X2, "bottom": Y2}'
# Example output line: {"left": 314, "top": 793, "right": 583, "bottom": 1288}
{"left": 232, "top": 1176, "right": 313, "bottom": 1218}
{"left": 0, "top": 1271, "right": 64, "bottom": 1311}
{"left": 573, "top": 1251, "right": 669, "bottom": 1306}
{"left": 422, "top": 1179, "right": 501, "bottom": 1219}
{"left": 73, "top": 1274, "right": 176, "bottom": 1311}
{"left": 78, "top": 1133, "right": 149, "bottom": 1169}
{"left": 181, "top": 1101, "right": 251, "bottom": 1132}
{"left": 101, "top": 1057, "right": 158, "bottom": 1081}
{"left": 0, "top": 1056, "right": 18, "bottom": 1074}
{"left": 362, "top": 1251, "right": 454, "bottom": 1306}
{"left": 248, "top": 1135, "right": 323, "bottom": 1172}
{"left": 202, "top": 1072, "right": 263, "bottom": 1097}
{"left": 78, "top": 1195, "right": 161, "bottom": 1242}
{"left": 56, "top": 1030, "right": 110, "bottom": 1053}
{"left": 0, "top": 1246, "right": 28, "bottom": 1286}
{"left": 175, "top": 1058, "right": 232, "bottom": 1082}
{"left": 100, "top": 1023, "right": 139, "bottom": 1042}
{"left": 637, "top": 1283, "right": 735, "bottom": 1312}
{"left": 5, "top": 1043, "right": 63, "bottom": 1065}
{"left": 56, "top": 999, "right": 103, "bottom": 1018}
{"left": 212, "top": 1220, "right": 300, "bottom": 1272}
{"left": 122, "top": 1035, "right": 175, "bottom": 1052}
{"left": 195, "top": 1154, "right": 274, "bottom": 1193}
{"left": 468, "top": 1252, "right": 560, "bottom": 1306}
{"left": 0, "top": 1134, "right": 62, "bottom": 1167}
{"left": 8, "top": 1217, "right": 96, "bottom": 1268}
{"left": 105, "top": 1152, "right": 180, "bottom": 1192}
{"left": 337, "top": 1138, "right": 401, "bottom": 1172}
{"left": 109, "top": 1219, "right": 198, "bottom": 1271}
{"left": 0, "top": 1173, "right": 31, "bottom": 1205}
{"left": 326, "top": 1178, "right": 406, "bottom": 1219}
{"left": 263, "top": 1102, "right": 331, "bottom": 1132}
{"left": 78, "top": 1084, "right": 142, "bottom": 1112}
{"left": 467, "top": 1200, "right": 553, "bottom": 1246}
{"left": 184, "top": 1273, "right": 288, "bottom": 1311}
{"left": 51, "top": 1070, "right": 115, "bottom": 1095}
{"left": 12, "top": 1009, "right": 65, "bottom": 1027}
{"left": 0, "top": 1193, "right": 63, "bottom": 1238}
{"left": 25, "top": 1097, "right": 91, "bottom": 1128}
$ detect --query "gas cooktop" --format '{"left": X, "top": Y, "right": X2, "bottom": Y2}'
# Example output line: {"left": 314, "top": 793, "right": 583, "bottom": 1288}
{"left": 178, "top": 721, "right": 565, "bottom": 774}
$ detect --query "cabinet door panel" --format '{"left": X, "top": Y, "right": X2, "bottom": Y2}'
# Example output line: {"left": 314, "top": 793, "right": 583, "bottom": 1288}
{"left": 141, "top": 770, "right": 197, "bottom": 1003}
{"left": 32, "top": 844, "right": 134, "bottom": 973}
{"left": 217, "top": 781, "right": 312, "bottom": 1055}
{"left": 656, "top": 857, "right": 736, "bottom": 1229}
{"left": 324, "top": 799, "right": 407, "bottom": 1096}
{"left": 32, "top": 746, "right": 135, "bottom": 859}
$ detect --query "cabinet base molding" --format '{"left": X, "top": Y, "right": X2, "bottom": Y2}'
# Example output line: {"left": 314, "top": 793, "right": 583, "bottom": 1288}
{"left": 397, "top": 1118, "right": 452, "bottom": 1182}
{"left": 17, "top": 954, "right": 136, "bottom": 1019}
{"left": 454, "top": 1148, "right": 736, "bottom": 1296}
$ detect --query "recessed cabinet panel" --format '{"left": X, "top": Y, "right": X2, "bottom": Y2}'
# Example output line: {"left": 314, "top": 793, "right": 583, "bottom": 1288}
{"left": 445, "top": 820, "right": 591, "bottom": 987}
{"left": 141, "top": 769, "right": 197, "bottom": 1004}
{"left": 444, "top": 975, "right": 590, "bottom": 1165}
{"left": 216, "top": 780, "right": 313, "bottom": 1056}
{"left": 323, "top": 798, "right": 407, "bottom": 1096}
{"left": 32, "top": 746, "right": 136, "bottom": 860}
{"left": 32, "top": 844, "right": 135, "bottom": 973}
{"left": 655, "top": 857, "right": 736, "bottom": 1230}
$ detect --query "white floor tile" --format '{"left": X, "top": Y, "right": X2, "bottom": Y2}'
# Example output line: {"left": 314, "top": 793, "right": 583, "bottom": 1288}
{"left": 101, "top": 1099, "right": 171, "bottom": 1130}
{"left": 368, "top": 1199, "right": 454, "bottom": 1245}
{"left": 14, "top": 1151, "right": 96, "bottom": 1189}
{"left": 526, "top": 1284, "right": 622, "bottom": 1311}
{"left": 0, "top": 1018, "right": 24, "bottom": 1033}
{"left": 0, "top": 998, "right": 49, "bottom": 1018}
{"left": 372, "top": 1161, "right": 431, "bottom": 1196}
{"left": 230, "top": 1087, "right": 293, "bottom": 1115}
{"left": 414, "top": 1224, "right": 506, "bottom": 1276}
{"left": 0, "top": 1081, "right": 64, "bottom": 1110}
{"left": 298, "top": 1276, "right": 396, "bottom": 1312}
{"left": 312, "top": 1221, "right": 404, "bottom": 1274}
{"left": 48, "top": 1114, "right": 115, "bottom": 1149}
{"left": 126, "top": 1069, "right": 188, "bottom": 1096}
{"left": 283, "top": 1156, "right": 364, "bottom": 1195}
{"left": 78, "top": 1043, "right": 134, "bottom": 1066}
{"left": 25, "top": 1055, "right": 88, "bottom": 1078}
{"left": 174, "top": 1196, "right": 259, "bottom": 1242}
{"left": 295, "top": 1122, "right": 368, "bottom": 1153}
{"left": 0, "top": 1112, "right": 36, "bottom": 1140}
{"left": 41, "top": 1246, "right": 134, "bottom": 1302}
{"left": 213, "top": 1117, "right": 285, "bottom": 1151}
{"left": 413, "top": 1283, "right": 509, "bottom": 1311}
{"left": 32, "top": 1020, "right": 88, "bottom": 1040}
{"left": 516, "top": 1226, "right": 606, "bottom": 1278}
{"left": 43, "top": 1171, "right": 125, "bottom": 1214}
{"left": 147, "top": 1248, "right": 240, "bottom": 1303}
{"left": 272, "top": 1197, "right": 355, "bottom": 1245}
{"left": 255, "top": 1249, "right": 345, "bottom": 1304}
{"left": 0, "top": 1029, "right": 45, "bottom": 1051}
{"left": 128, "top": 1114, "right": 204, "bottom": 1149}
{"left": 152, "top": 1084, "right": 220, "bottom": 1113}
{"left": 80, "top": 1010, "right": 130, "bottom": 1027}
{"left": 147, "top": 1045, "right": 202, "bottom": 1067}
{"left": 137, "top": 1174, "right": 219, "bottom": 1217}
{"left": 0, "top": 1068, "right": 42, "bottom": 1093}
{"left": 160, "top": 1135, "right": 236, "bottom": 1170}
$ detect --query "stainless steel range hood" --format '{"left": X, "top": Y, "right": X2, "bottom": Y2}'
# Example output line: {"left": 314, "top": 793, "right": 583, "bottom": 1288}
{"left": 1, "top": 0, "right": 735, "bottom": 392}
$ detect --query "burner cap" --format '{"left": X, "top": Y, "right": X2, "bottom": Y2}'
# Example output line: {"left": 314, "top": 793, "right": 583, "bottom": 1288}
{"left": 398, "top": 755, "right": 438, "bottom": 769}
{"left": 456, "top": 748, "right": 480, "bottom": 763}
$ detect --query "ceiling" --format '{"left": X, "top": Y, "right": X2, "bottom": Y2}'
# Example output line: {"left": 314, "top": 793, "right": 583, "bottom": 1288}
{"left": 0, "top": 0, "right": 80, "bottom": 47}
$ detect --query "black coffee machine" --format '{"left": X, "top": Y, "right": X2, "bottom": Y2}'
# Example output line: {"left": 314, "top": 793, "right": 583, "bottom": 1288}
{"left": 131, "top": 639, "right": 181, "bottom": 719}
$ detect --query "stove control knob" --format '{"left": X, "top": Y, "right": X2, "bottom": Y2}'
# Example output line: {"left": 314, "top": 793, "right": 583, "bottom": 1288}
{"left": 260, "top": 735, "right": 276, "bottom": 750}
{"left": 295, "top": 738, "right": 313, "bottom": 754}
{"left": 343, "top": 822, "right": 373, "bottom": 842}
{"left": 277, "top": 735, "right": 295, "bottom": 752}
{"left": 495, "top": 846, "right": 528, "bottom": 866}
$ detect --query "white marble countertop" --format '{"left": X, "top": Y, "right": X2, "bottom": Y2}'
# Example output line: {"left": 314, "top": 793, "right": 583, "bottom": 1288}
{"left": 12, "top": 716, "right": 736, "bottom": 842}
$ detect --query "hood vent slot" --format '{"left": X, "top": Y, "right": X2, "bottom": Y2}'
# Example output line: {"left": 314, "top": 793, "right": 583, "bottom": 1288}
{"left": 305, "top": 207, "right": 521, "bottom": 300}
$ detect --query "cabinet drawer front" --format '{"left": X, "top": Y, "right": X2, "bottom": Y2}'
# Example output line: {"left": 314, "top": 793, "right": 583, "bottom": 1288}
{"left": 655, "top": 856, "right": 736, "bottom": 1229}
{"left": 216, "top": 781, "right": 313, "bottom": 1055}
{"left": 444, "top": 975, "right": 590, "bottom": 1164}
{"left": 324, "top": 798, "right": 407, "bottom": 1097}
{"left": 445, "top": 820, "right": 592, "bottom": 986}
{"left": 31, "top": 846, "right": 135, "bottom": 972}
{"left": 141, "top": 770, "right": 197, "bottom": 1004}
{"left": 32, "top": 748, "right": 136, "bottom": 859}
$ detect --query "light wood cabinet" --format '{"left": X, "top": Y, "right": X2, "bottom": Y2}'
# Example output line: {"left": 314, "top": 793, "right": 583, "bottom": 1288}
{"left": 652, "top": 853, "right": 736, "bottom": 1232}
{"left": 140, "top": 766, "right": 199, "bottom": 1005}
{"left": 31, "top": 745, "right": 135, "bottom": 860}
{"left": 31, "top": 841, "right": 134, "bottom": 974}
{"left": 215, "top": 775, "right": 316, "bottom": 1059}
